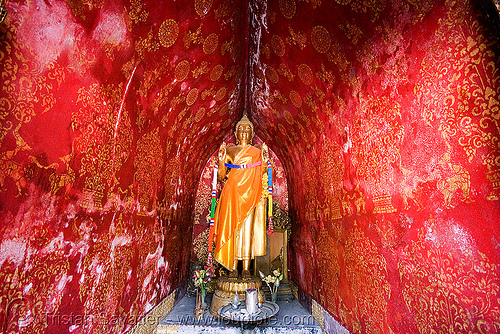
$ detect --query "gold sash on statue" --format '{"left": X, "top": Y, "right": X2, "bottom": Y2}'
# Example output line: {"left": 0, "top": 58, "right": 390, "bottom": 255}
{"left": 214, "top": 146, "right": 266, "bottom": 269}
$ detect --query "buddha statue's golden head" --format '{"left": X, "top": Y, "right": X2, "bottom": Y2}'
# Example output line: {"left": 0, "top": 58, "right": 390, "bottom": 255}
{"left": 234, "top": 114, "right": 254, "bottom": 145}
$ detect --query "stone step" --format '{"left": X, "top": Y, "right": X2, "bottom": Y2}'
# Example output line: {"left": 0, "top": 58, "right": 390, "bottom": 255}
{"left": 155, "top": 294, "right": 322, "bottom": 334}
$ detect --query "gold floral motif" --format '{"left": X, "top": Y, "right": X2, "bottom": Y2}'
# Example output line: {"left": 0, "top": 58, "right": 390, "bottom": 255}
{"left": 404, "top": 0, "right": 436, "bottom": 23}
{"left": 303, "top": 92, "right": 319, "bottom": 113}
{"left": 75, "top": 84, "right": 132, "bottom": 210}
{"left": 311, "top": 26, "right": 331, "bottom": 54}
{"left": 224, "top": 65, "right": 236, "bottom": 81}
{"left": 399, "top": 226, "right": 500, "bottom": 333}
{"left": 186, "top": 88, "right": 199, "bottom": 106}
{"left": 195, "top": 0, "right": 213, "bottom": 17}
{"left": 193, "top": 228, "right": 210, "bottom": 263}
{"left": 345, "top": 227, "right": 391, "bottom": 334}
{"left": 286, "top": 27, "right": 307, "bottom": 50}
{"left": 415, "top": 0, "right": 500, "bottom": 200}
{"left": 194, "top": 107, "right": 206, "bottom": 122}
{"left": 334, "top": 0, "right": 385, "bottom": 21}
{"left": 298, "top": 63, "right": 314, "bottom": 85}
{"left": 221, "top": 39, "right": 233, "bottom": 56}
{"left": 175, "top": 60, "right": 191, "bottom": 81}
{"left": 192, "top": 61, "right": 210, "bottom": 79}
{"left": 271, "top": 35, "right": 286, "bottom": 57}
{"left": 290, "top": 90, "right": 302, "bottom": 108}
{"left": 134, "top": 128, "right": 164, "bottom": 212}
{"left": 201, "top": 86, "right": 215, "bottom": 100}
{"left": 278, "top": 63, "right": 295, "bottom": 81}
{"left": 203, "top": 33, "right": 219, "bottom": 54}
{"left": 315, "top": 228, "right": 340, "bottom": 310}
{"left": 266, "top": 66, "right": 279, "bottom": 84}
{"left": 327, "top": 42, "right": 350, "bottom": 72}
{"left": 279, "top": 0, "right": 296, "bottom": 19}
{"left": 128, "top": 0, "right": 148, "bottom": 24}
{"left": 339, "top": 22, "right": 363, "bottom": 45}
{"left": 215, "top": 87, "right": 226, "bottom": 101}
{"left": 183, "top": 26, "right": 204, "bottom": 49}
{"left": 352, "top": 96, "right": 403, "bottom": 195}
{"left": 135, "top": 27, "right": 160, "bottom": 59}
{"left": 215, "top": 1, "right": 231, "bottom": 21}
{"left": 316, "top": 63, "right": 336, "bottom": 89}
{"left": 159, "top": 19, "right": 179, "bottom": 48}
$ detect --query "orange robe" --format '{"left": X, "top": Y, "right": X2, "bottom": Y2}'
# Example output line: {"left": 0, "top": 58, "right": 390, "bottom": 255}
{"left": 214, "top": 145, "right": 266, "bottom": 269}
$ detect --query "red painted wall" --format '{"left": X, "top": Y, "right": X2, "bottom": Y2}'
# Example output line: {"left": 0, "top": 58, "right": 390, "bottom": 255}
{"left": 248, "top": 0, "right": 500, "bottom": 332}
{"left": 0, "top": 0, "right": 247, "bottom": 332}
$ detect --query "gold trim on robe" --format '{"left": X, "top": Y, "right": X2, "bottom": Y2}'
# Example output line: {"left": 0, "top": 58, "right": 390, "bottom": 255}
{"left": 214, "top": 145, "right": 266, "bottom": 269}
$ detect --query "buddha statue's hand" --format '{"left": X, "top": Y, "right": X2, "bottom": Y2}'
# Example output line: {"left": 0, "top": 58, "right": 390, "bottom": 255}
{"left": 261, "top": 143, "right": 269, "bottom": 163}
{"left": 218, "top": 142, "right": 226, "bottom": 162}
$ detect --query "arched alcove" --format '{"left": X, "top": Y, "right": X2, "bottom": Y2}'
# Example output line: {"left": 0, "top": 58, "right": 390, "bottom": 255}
{"left": 191, "top": 135, "right": 290, "bottom": 284}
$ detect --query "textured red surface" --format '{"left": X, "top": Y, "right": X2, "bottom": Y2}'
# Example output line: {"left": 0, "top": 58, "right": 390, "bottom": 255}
{"left": 0, "top": 0, "right": 499, "bottom": 333}
{"left": 0, "top": 0, "right": 248, "bottom": 332}
{"left": 248, "top": 0, "right": 500, "bottom": 332}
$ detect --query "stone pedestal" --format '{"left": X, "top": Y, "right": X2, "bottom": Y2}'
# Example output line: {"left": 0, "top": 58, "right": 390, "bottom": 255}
{"left": 209, "top": 276, "right": 264, "bottom": 317}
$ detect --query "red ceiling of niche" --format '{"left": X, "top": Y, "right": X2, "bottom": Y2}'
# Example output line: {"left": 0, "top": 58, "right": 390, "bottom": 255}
{"left": 1, "top": 0, "right": 500, "bottom": 333}
{"left": 248, "top": 0, "right": 500, "bottom": 333}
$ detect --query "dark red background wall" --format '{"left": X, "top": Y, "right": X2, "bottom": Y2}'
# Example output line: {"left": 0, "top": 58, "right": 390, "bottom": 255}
{"left": 248, "top": 0, "right": 500, "bottom": 333}
{"left": 1, "top": 0, "right": 500, "bottom": 333}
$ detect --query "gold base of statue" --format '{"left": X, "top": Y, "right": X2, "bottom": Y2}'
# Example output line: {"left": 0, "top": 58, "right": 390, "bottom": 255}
{"left": 209, "top": 276, "right": 264, "bottom": 317}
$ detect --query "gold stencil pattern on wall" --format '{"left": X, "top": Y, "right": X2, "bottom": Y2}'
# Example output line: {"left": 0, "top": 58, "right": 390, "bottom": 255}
{"left": 345, "top": 227, "right": 391, "bottom": 334}
{"left": 134, "top": 128, "right": 164, "bottom": 213}
{"left": 193, "top": 155, "right": 216, "bottom": 225}
{"left": 75, "top": 84, "right": 133, "bottom": 210}
{"left": 311, "top": 26, "right": 331, "bottom": 54}
{"left": 272, "top": 35, "right": 286, "bottom": 57}
{"left": 298, "top": 63, "right": 314, "bottom": 85}
{"left": 128, "top": 0, "right": 149, "bottom": 24}
{"left": 203, "top": 33, "right": 219, "bottom": 54}
{"left": 2, "top": 253, "right": 70, "bottom": 333}
{"left": 193, "top": 229, "right": 210, "bottom": 263}
{"left": 195, "top": 0, "right": 213, "bottom": 16}
{"left": 0, "top": 19, "right": 64, "bottom": 150}
{"left": 175, "top": 60, "right": 191, "bottom": 81}
{"left": 316, "top": 228, "right": 340, "bottom": 308}
{"left": 416, "top": 1, "right": 500, "bottom": 200}
{"left": 186, "top": 88, "right": 199, "bottom": 106}
{"left": 398, "top": 226, "right": 500, "bottom": 333}
{"left": 352, "top": 96, "right": 403, "bottom": 198}
{"left": 279, "top": 0, "right": 296, "bottom": 19}
{"left": 266, "top": 66, "right": 279, "bottom": 84}
{"left": 210, "top": 64, "right": 224, "bottom": 81}
{"left": 319, "top": 136, "right": 344, "bottom": 200}
{"left": 290, "top": 90, "right": 302, "bottom": 108}
{"left": 159, "top": 19, "right": 179, "bottom": 48}
{"left": 215, "top": 87, "right": 227, "bottom": 101}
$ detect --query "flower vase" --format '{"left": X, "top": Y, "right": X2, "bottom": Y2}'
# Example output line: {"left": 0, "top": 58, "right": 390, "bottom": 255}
{"left": 271, "top": 291, "right": 277, "bottom": 303}
{"left": 201, "top": 286, "right": 207, "bottom": 310}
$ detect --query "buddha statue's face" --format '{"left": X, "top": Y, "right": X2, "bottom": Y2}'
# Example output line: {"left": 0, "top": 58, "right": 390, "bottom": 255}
{"left": 235, "top": 122, "right": 253, "bottom": 144}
